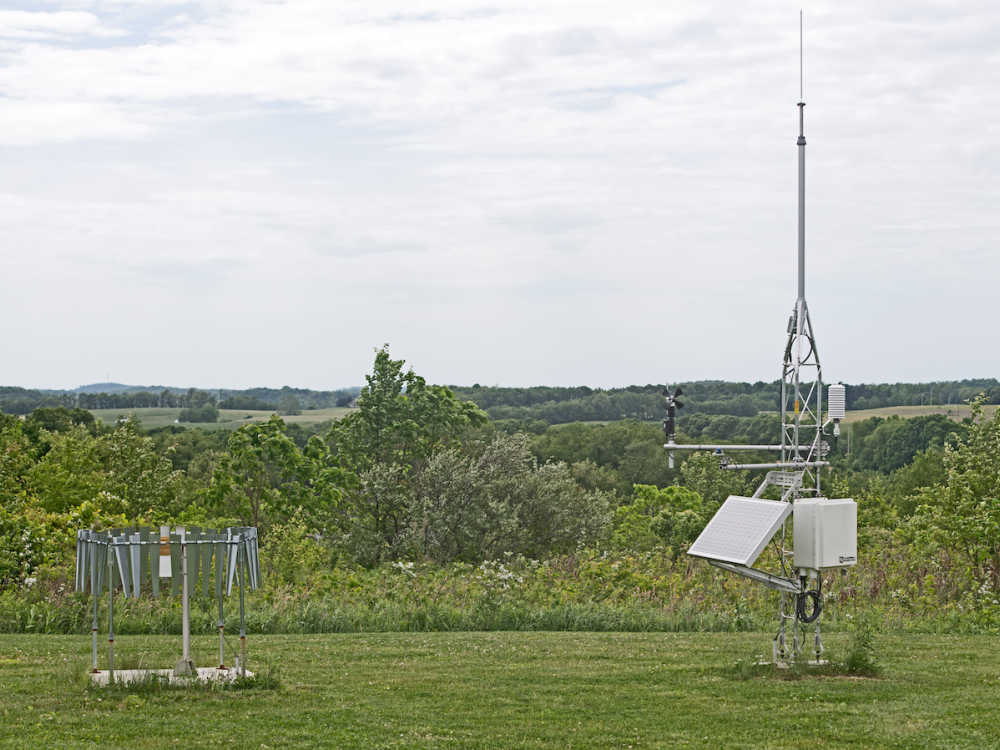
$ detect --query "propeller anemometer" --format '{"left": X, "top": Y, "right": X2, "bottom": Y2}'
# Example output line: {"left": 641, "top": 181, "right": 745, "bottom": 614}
{"left": 662, "top": 387, "right": 684, "bottom": 445}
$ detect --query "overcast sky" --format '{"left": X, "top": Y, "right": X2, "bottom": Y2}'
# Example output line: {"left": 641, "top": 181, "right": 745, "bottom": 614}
{"left": 1, "top": 1, "right": 997, "bottom": 391}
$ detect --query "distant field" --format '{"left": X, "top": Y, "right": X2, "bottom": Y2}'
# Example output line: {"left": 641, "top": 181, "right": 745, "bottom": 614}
{"left": 83, "top": 404, "right": 993, "bottom": 432}
{"left": 88, "top": 406, "right": 352, "bottom": 431}
{"left": 841, "top": 403, "right": 995, "bottom": 424}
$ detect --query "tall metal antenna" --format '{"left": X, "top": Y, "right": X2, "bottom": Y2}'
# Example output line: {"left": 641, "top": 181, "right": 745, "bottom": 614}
{"left": 783, "top": 9, "right": 823, "bottom": 496}
{"left": 671, "top": 14, "right": 853, "bottom": 669}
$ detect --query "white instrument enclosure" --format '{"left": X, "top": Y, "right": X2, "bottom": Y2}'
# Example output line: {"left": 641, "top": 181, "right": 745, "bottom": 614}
{"left": 793, "top": 497, "right": 857, "bottom": 570}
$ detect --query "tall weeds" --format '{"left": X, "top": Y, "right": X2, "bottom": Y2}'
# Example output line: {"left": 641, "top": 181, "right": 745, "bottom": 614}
{"left": 4, "top": 543, "right": 1000, "bottom": 635}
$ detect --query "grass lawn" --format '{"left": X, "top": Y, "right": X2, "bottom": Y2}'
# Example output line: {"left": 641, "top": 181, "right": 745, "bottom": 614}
{"left": 86, "top": 407, "right": 352, "bottom": 431}
{"left": 0, "top": 632, "right": 996, "bottom": 749}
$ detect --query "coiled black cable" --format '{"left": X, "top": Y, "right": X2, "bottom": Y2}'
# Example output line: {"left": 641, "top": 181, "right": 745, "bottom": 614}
{"left": 796, "top": 577, "right": 823, "bottom": 624}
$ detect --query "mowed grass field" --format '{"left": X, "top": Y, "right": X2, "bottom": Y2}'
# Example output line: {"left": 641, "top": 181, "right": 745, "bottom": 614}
{"left": 840, "top": 404, "right": 995, "bottom": 424}
{"left": 1, "top": 632, "right": 996, "bottom": 749}
{"left": 87, "top": 407, "right": 352, "bottom": 431}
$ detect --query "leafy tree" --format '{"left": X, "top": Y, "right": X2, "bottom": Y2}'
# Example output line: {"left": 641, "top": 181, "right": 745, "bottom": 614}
{"left": 612, "top": 484, "right": 710, "bottom": 553}
{"left": 617, "top": 440, "right": 674, "bottom": 489}
{"left": 571, "top": 459, "right": 626, "bottom": 495}
{"left": 882, "top": 414, "right": 967, "bottom": 472}
{"left": 148, "top": 426, "right": 231, "bottom": 473}
{"left": 0, "top": 414, "right": 31, "bottom": 506}
{"left": 530, "top": 420, "right": 677, "bottom": 490}
{"left": 911, "top": 398, "right": 1000, "bottom": 590}
{"left": 332, "top": 346, "right": 487, "bottom": 476}
{"left": 206, "top": 415, "right": 342, "bottom": 530}
{"left": 218, "top": 395, "right": 276, "bottom": 411}
{"left": 329, "top": 346, "right": 488, "bottom": 561}
{"left": 178, "top": 405, "right": 219, "bottom": 423}
{"left": 102, "top": 415, "right": 181, "bottom": 522}
{"left": 26, "top": 427, "right": 104, "bottom": 514}
{"left": 649, "top": 486, "right": 716, "bottom": 552}
{"left": 679, "top": 451, "right": 751, "bottom": 507}
{"left": 22, "top": 407, "right": 96, "bottom": 450}
{"left": 185, "top": 388, "right": 216, "bottom": 409}
{"left": 277, "top": 393, "right": 302, "bottom": 416}
{"left": 848, "top": 416, "right": 905, "bottom": 472}
{"left": 401, "top": 433, "right": 609, "bottom": 564}
{"left": 205, "top": 415, "right": 302, "bottom": 529}
{"left": 260, "top": 508, "right": 328, "bottom": 587}
{"left": 888, "top": 449, "right": 947, "bottom": 516}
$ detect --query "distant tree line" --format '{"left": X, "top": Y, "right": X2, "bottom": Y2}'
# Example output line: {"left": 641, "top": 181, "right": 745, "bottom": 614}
{"left": 844, "top": 380, "right": 999, "bottom": 410}
{"left": 450, "top": 382, "right": 773, "bottom": 425}
{"left": 217, "top": 394, "right": 276, "bottom": 411}
{"left": 78, "top": 388, "right": 216, "bottom": 411}
{"left": 451, "top": 379, "right": 1000, "bottom": 425}
{"left": 215, "top": 386, "right": 356, "bottom": 410}
{"left": 0, "top": 385, "right": 358, "bottom": 416}
{"left": 3, "top": 378, "right": 998, "bottom": 422}
{"left": 0, "top": 387, "right": 74, "bottom": 415}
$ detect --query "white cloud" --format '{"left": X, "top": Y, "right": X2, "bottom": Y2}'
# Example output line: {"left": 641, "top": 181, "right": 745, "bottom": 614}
{"left": 0, "top": 9, "right": 123, "bottom": 40}
{"left": 0, "top": 1, "right": 999, "bottom": 388}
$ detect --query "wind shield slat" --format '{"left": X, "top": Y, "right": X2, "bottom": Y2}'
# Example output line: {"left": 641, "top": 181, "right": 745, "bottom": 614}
{"left": 129, "top": 534, "right": 141, "bottom": 598}
{"left": 170, "top": 533, "right": 181, "bottom": 597}
{"left": 114, "top": 538, "right": 131, "bottom": 598}
{"left": 139, "top": 527, "right": 150, "bottom": 586}
{"left": 227, "top": 535, "right": 240, "bottom": 596}
{"left": 201, "top": 532, "right": 214, "bottom": 597}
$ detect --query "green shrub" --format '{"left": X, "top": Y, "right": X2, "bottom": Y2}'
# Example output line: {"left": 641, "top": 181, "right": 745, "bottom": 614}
{"left": 178, "top": 406, "right": 219, "bottom": 424}
{"left": 843, "top": 613, "right": 881, "bottom": 677}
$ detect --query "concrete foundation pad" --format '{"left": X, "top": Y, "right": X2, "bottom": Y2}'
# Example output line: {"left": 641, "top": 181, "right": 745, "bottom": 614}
{"left": 90, "top": 668, "right": 253, "bottom": 686}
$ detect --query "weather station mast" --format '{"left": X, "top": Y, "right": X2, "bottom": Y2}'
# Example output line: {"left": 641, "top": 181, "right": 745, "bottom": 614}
{"left": 664, "top": 16, "right": 856, "bottom": 666}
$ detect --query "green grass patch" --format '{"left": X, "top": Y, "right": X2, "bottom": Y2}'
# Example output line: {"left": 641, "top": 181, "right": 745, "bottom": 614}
{"left": 0, "top": 632, "right": 996, "bottom": 749}
{"left": 86, "top": 407, "right": 352, "bottom": 430}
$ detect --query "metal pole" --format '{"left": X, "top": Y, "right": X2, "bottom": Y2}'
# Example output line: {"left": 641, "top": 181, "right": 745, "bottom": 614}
{"left": 661, "top": 443, "right": 817, "bottom": 453}
{"left": 780, "top": 369, "right": 788, "bottom": 464}
{"left": 721, "top": 461, "right": 829, "bottom": 471}
{"left": 797, "top": 102, "right": 806, "bottom": 302}
{"left": 91, "top": 542, "right": 99, "bottom": 673}
{"left": 174, "top": 526, "right": 194, "bottom": 676}
{"left": 775, "top": 591, "right": 787, "bottom": 664}
{"left": 108, "top": 545, "right": 115, "bottom": 681}
{"left": 239, "top": 542, "right": 246, "bottom": 677}
{"left": 181, "top": 528, "right": 190, "bottom": 663}
{"left": 218, "top": 536, "right": 226, "bottom": 670}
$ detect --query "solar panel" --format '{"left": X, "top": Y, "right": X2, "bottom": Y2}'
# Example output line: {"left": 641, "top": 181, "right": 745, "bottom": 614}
{"left": 688, "top": 495, "right": 792, "bottom": 567}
